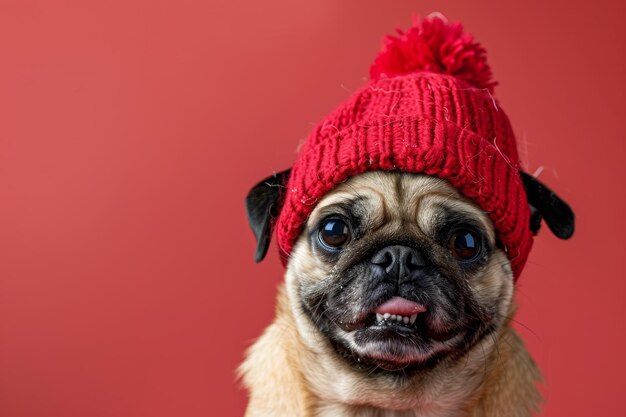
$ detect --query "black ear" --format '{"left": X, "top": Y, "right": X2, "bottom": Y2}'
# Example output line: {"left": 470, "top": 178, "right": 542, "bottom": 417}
{"left": 528, "top": 204, "right": 543, "bottom": 235}
{"left": 520, "top": 171, "right": 575, "bottom": 239}
{"left": 245, "top": 169, "right": 291, "bottom": 263}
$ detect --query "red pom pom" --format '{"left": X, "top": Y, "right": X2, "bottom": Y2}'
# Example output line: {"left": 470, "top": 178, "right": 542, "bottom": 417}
{"left": 370, "top": 15, "right": 496, "bottom": 92}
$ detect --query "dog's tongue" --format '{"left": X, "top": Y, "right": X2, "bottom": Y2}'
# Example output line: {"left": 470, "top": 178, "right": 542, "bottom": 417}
{"left": 374, "top": 297, "right": 426, "bottom": 316}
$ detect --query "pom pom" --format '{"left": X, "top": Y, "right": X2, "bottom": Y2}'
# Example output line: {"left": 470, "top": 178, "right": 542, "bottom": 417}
{"left": 370, "top": 14, "right": 496, "bottom": 92}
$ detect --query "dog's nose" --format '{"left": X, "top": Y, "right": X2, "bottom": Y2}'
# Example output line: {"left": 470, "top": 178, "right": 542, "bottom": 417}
{"left": 371, "top": 245, "right": 426, "bottom": 279}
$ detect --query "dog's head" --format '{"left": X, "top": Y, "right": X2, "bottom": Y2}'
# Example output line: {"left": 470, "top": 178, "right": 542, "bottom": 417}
{"left": 287, "top": 171, "right": 511, "bottom": 371}
{"left": 246, "top": 170, "right": 574, "bottom": 373}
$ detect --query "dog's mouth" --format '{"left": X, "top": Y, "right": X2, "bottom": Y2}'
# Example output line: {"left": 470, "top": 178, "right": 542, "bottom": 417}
{"left": 363, "top": 296, "right": 454, "bottom": 338}
{"left": 341, "top": 296, "right": 465, "bottom": 369}
{"left": 371, "top": 296, "right": 426, "bottom": 327}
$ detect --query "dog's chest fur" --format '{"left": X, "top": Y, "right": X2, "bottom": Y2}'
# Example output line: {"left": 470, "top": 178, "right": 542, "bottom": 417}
{"left": 316, "top": 405, "right": 460, "bottom": 417}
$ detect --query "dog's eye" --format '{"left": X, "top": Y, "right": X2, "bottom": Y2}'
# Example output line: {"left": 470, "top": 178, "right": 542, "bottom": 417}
{"left": 448, "top": 228, "right": 481, "bottom": 261}
{"left": 319, "top": 219, "right": 351, "bottom": 249}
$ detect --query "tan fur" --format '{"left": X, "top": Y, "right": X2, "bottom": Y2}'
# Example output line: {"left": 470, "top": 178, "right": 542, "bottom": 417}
{"left": 469, "top": 313, "right": 542, "bottom": 417}
{"left": 238, "top": 286, "right": 316, "bottom": 416}
{"left": 240, "top": 172, "right": 541, "bottom": 417}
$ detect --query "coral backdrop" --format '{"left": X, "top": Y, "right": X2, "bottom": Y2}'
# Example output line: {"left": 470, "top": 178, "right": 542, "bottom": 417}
{"left": 0, "top": 1, "right": 624, "bottom": 416}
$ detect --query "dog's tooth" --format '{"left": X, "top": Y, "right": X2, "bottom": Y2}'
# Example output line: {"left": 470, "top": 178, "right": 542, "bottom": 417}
{"left": 409, "top": 314, "right": 417, "bottom": 325}
{"left": 383, "top": 313, "right": 390, "bottom": 319}
{"left": 403, "top": 316, "right": 409, "bottom": 324}
{"left": 376, "top": 313, "right": 383, "bottom": 322}
{"left": 390, "top": 314, "right": 397, "bottom": 321}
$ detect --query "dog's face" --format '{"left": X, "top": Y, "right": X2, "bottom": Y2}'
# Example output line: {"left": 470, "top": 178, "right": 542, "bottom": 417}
{"left": 287, "top": 171, "right": 514, "bottom": 372}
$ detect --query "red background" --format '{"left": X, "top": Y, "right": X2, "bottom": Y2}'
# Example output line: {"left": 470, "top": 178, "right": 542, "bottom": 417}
{"left": 0, "top": 1, "right": 624, "bottom": 416}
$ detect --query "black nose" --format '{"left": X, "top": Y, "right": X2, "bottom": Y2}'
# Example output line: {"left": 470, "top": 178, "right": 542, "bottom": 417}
{"left": 371, "top": 245, "right": 426, "bottom": 279}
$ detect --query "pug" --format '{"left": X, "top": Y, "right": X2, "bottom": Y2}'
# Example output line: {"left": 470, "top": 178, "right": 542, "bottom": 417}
{"left": 239, "top": 169, "right": 574, "bottom": 417}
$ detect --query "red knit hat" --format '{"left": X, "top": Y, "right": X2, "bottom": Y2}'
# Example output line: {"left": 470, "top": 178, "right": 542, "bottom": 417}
{"left": 275, "top": 15, "right": 533, "bottom": 278}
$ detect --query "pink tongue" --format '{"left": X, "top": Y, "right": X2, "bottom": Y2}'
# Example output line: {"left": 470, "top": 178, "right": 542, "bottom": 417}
{"left": 374, "top": 297, "right": 426, "bottom": 316}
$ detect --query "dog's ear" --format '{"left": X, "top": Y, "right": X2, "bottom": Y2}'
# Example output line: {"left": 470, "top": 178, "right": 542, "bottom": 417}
{"left": 245, "top": 169, "right": 291, "bottom": 262}
{"left": 520, "top": 171, "right": 575, "bottom": 239}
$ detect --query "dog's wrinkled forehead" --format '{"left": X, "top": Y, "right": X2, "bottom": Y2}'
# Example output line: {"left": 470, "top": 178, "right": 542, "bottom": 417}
{"left": 307, "top": 171, "right": 496, "bottom": 243}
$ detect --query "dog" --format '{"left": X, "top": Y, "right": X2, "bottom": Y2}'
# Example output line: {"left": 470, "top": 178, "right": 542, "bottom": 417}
{"left": 240, "top": 169, "right": 574, "bottom": 417}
